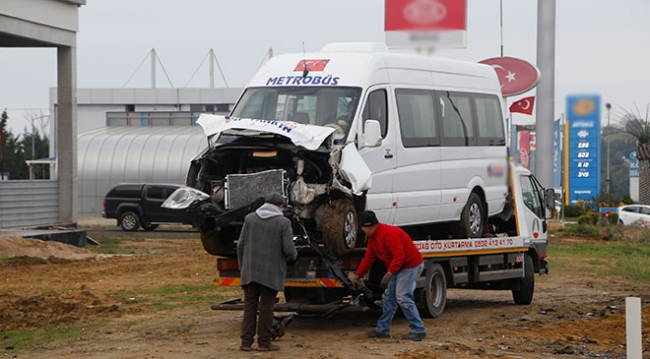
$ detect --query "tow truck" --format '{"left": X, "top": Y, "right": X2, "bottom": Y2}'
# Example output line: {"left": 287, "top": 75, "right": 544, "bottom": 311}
{"left": 208, "top": 160, "right": 552, "bottom": 335}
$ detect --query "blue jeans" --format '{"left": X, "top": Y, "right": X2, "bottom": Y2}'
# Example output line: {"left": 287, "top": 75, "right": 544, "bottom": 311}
{"left": 376, "top": 262, "right": 426, "bottom": 335}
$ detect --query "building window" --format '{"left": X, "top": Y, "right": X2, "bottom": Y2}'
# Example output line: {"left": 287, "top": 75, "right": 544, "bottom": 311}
{"left": 125, "top": 104, "right": 135, "bottom": 112}
{"left": 216, "top": 104, "right": 230, "bottom": 112}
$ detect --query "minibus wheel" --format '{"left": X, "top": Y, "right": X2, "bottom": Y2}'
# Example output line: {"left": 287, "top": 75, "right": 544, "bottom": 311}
{"left": 453, "top": 193, "right": 485, "bottom": 238}
{"left": 322, "top": 199, "right": 357, "bottom": 256}
{"left": 199, "top": 228, "right": 236, "bottom": 256}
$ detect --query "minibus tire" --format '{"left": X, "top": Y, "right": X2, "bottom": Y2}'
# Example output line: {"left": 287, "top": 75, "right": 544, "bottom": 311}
{"left": 322, "top": 199, "right": 357, "bottom": 256}
{"left": 199, "top": 230, "right": 233, "bottom": 256}
{"left": 453, "top": 193, "right": 485, "bottom": 238}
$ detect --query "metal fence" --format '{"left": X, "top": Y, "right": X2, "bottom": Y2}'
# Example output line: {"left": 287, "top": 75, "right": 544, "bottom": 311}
{"left": 0, "top": 180, "right": 59, "bottom": 228}
{"left": 105, "top": 111, "right": 228, "bottom": 127}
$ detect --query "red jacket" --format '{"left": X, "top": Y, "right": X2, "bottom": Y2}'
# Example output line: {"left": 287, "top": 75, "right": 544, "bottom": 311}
{"left": 356, "top": 223, "right": 423, "bottom": 277}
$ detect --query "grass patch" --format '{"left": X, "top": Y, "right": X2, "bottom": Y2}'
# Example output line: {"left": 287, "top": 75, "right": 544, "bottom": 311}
{"left": 0, "top": 324, "right": 101, "bottom": 353}
{"left": 0, "top": 256, "right": 49, "bottom": 266}
{"left": 88, "top": 237, "right": 148, "bottom": 255}
{"left": 112, "top": 285, "right": 241, "bottom": 309}
{"left": 549, "top": 240, "right": 650, "bottom": 282}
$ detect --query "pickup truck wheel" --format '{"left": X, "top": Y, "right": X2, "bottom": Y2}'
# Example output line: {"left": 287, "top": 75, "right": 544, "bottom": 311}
{"left": 142, "top": 223, "right": 159, "bottom": 231}
{"left": 512, "top": 254, "right": 535, "bottom": 305}
{"left": 322, "top": 199, "right": 357, "bottom": 257}
{"left": 120, "top": 212, "right": 140, "bottom": 231}
{"left": 416, "top": 262, "right": 447, "bottom": 318}
{"left": 452, "top": 193, "right": 485, "bottom": 238}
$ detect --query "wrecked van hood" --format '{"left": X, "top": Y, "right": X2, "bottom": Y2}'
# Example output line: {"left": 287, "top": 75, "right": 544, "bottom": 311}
{"left": 197, "top": 114, "right": 337, "bottom": 151}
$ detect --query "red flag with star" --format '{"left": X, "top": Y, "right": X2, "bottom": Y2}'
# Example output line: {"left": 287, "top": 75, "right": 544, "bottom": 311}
{"left": 509, "top": 96, "right": 535, "bottom": 115}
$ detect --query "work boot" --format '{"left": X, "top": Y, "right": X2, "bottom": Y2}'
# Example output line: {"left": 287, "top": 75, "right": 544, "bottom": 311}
{"left": 257, "top": 343, "right": 280, "bottom": 351}
{"left": 401, "top": 332, "right": 426, "bottom": 341}
{"left": 366, "top": 329, "right": 390, "bottom": 338}
{"left": 239, "top": 345, "right": 253, "bottom": 351}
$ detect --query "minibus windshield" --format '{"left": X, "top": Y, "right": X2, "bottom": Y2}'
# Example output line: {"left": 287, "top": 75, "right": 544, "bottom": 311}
{"left": 231, "top": 86, "right": 362, "bottom": 141}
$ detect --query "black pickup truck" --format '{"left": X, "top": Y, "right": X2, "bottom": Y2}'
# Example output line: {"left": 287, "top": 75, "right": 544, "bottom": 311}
{"left": 102, "top": 183, "right": 194, "bottom": 231}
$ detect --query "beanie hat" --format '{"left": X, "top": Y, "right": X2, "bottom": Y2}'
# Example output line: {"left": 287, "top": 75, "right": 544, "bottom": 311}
{"left": 359, "top": 210, "right": 378, "bottom": 227}
{"left": 266, "top": 192, "right": 286, "bottom": 206}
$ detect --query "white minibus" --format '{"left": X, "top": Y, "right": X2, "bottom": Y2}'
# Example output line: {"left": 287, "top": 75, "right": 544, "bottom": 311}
{"left": 165, "top": 42, "right": 509, "bottom": 256}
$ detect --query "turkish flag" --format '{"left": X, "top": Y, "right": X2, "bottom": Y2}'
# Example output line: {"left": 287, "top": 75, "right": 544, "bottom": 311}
{"left": 510, "top": 96, "right": 535, "bottom": 115}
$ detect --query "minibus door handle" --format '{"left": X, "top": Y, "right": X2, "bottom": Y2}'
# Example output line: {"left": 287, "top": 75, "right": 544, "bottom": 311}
{"left": 384, "top": 150, "right": 393, "bottom": 159}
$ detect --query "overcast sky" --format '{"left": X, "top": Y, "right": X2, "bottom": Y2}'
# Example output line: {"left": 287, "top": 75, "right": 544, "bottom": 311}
{"left": 1, "top": 0, "right": 649, "bottom": 135}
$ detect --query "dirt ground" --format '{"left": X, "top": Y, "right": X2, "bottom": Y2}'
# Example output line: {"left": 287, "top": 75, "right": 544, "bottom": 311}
{"left": 1, "top": 219, "right": 650, "bottom": 358}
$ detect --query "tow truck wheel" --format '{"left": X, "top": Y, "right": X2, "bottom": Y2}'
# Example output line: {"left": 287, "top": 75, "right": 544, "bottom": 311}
{"left": 452, "top": 192, "right": 485, "bottom": 238}
{"left": 416, "top": 262, "right": 447, "bottom": 318}
{"left": 322, "top": 199, "right": 358, "bottom": 256}
{"left": 512, "top": 254, "right": 535, "bottom": 304}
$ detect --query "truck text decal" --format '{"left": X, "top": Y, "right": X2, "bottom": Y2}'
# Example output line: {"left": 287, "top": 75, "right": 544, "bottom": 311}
{"left": 224, "top": 116, "right": 298, "bottom": 133}
{"left": 266, "top": 75, "right": 340, "bottom": 86}
{"left": 414, "top": 237, "right": 526, "bottom": 253}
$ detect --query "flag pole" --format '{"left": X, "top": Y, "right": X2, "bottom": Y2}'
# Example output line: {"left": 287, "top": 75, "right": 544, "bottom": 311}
{"left": 1, "top": 129, "right": 4, "bottom": 181}
{"left": 500, "top": 0, "right": 504, "bottom": 57}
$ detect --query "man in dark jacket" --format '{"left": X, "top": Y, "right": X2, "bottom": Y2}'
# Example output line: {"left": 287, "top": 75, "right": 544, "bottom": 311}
{"left": 355, "top": 210, "right": 427, "bottom": 341}
{"left": 237, "top": 192, "right": 297, "bottom": 351}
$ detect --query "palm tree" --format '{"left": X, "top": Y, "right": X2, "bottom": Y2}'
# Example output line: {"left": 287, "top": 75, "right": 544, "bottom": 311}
{"left": 621, "top": 105, "right": 650, "bottom": 205}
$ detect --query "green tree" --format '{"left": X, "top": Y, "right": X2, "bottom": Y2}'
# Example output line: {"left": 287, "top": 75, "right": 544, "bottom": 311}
{"left": 0, "top": 110, "right": 50, "bottom": 180}
{"left": 0, "top": 109, "right": 28, "bottom": 179}
{"left": 600, "top": 125, "right": 636, "bottom": 198}
{"left": 621, "top": 105, "right": 650, "bottom": 205}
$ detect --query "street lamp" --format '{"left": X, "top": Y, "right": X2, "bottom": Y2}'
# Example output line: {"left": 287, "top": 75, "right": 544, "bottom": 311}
{"left": 605, "top": 103, "right": 612, "bottom": 193}
{"left": 27, "top": 114, "right": 50, "bottom": 160}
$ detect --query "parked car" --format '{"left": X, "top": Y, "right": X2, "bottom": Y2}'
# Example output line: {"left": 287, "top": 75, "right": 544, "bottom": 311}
{"left": 617, "top": 204, "right": 650, "bottom": 227}
{"left": 103, "top": 183, "right": 194, "bottom": 231}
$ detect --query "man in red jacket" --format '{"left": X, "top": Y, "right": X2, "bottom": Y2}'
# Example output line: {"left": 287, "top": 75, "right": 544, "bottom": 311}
{"left": 355, "top": 210, "right": 427, "bottom": 341}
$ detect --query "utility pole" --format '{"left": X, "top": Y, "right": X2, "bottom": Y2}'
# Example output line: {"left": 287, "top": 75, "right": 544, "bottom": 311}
{"left": 535, "top": 0, "right": 556, "bottom": 189}
{"left": 606, "top": 103, "right": 612, "bottom": 193}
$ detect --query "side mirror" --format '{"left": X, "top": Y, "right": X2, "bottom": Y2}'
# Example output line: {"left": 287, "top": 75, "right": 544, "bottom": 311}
{"left": 361, "top": 119, "right": 382, "bottom": 148}
{"left": 545, "top": 188, "right": 556, "bottom": 211}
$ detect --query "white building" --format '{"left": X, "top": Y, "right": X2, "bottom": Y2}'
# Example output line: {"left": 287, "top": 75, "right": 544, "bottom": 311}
{"left": 51, "top": 86, "right": 244, "bottom": 217}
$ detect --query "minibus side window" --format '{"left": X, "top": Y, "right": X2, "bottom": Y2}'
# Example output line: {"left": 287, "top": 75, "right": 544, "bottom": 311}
{"left": 475, "top": 95, "right": 506, "bottom": 146}
{"left": 395, "top": 89, "right": 438, "bottom": 147}
{"left": 362, "top": 89, "right": 388, "bottom": 137}
{"left": 438, "top": 91, "right": 475, "bottom": 146}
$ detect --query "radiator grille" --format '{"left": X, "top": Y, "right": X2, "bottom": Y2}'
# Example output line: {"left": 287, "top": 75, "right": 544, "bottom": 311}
{"left": 224, "top": 169, "right": 286, "bottom": 209}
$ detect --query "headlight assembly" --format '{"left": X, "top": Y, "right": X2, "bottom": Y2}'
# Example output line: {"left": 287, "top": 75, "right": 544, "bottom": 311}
{"left": 162, "top": 187, "right": 210, "bottom": 209}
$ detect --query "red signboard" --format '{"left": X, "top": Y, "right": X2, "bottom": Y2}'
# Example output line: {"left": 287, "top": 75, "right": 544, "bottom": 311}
{"left": 479, "top": 57, "right": 540, "bottom": 97}
{"left": 518, "top": 131, "right": 530, "bottom": 169}
{"left": 385, "top": 0, "right": 467, "bottom": 31}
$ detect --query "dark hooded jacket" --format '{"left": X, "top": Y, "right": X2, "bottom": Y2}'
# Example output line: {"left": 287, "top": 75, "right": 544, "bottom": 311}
{"left": 237, "top": 203, "right": 298, "bottom": 291}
